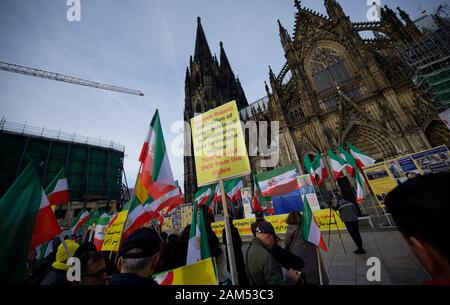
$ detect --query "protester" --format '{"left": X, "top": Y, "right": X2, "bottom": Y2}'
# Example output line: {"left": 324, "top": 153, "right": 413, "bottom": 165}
{"left": 245, "top": 221, "right": 302, "bottom": 285}
{"left": 250, "top": 211, "right": 266, "bottom": 236}
{"left": 110, "top": 228, "right": 161, "bottom": 285}
{"left": 79, "top": 251, "right": 108, "bottom": 285}
{"left": 41, "top": 240, "right": 80, "bottom": 285}
{"left": 154, "top": 232, "right": 180, "bottom": 273}
{"left": 332, "top": 193, "right": 366, "bottom": 254}
{"left": 285, "top": 211, "right": 329, "bottom": 285}
{"left": 222, "top": 216, "right": 249, "bottom": 285}
{"left": 385, "top": 173, "right": 450, "bottom": 284}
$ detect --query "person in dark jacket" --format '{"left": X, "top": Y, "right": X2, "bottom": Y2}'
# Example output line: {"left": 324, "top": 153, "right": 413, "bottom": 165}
{"left": 332, "top": 194, "right": 366, "bottom": 254}
{"left": 222, "top": 216, "right": 249, "bottom": 285}
{"left": 110, "top": 228, "right": 161, "bottom": 286}
{"left": 246, "top": 221, "right": 302, "bottom": 285}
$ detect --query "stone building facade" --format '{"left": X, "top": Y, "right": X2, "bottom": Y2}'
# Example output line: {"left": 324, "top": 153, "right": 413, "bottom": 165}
{"left": 184, "top": 0, "right": 450, "bottom": 203}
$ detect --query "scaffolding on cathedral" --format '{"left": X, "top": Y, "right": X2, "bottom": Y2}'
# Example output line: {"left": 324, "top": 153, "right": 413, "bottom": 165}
{"left": 394, "top": 26, "right": 450, "bottom": 111}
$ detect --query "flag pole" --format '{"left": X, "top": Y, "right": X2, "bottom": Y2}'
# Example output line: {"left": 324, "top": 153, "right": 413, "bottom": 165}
{"left": 316, "top": 247, "right": 323, "bottom": 285}
{"left": 219, "top": 178, "right": 239, "bottom": 285}
{"left": 59, "top": 233, "right": 72, "bottom": 257}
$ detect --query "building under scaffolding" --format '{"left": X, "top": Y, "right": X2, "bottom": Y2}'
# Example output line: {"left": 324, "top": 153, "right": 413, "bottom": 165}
{"left": 395, "top": 23, "right": 450, "bottom": 111}
{"left": 0, "top": 118, "right": 130, "bottom": 224}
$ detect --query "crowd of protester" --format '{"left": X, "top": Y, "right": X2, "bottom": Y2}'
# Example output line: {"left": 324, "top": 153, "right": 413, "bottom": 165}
{"left": 23, "top": 172, "right": 450, "bottom": 285}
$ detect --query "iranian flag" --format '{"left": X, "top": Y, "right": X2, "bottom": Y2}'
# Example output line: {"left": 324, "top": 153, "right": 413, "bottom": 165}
{"left": 122, "top": 199, "right": 152, "bottom": 241}
{"left": 338, "top": 146, "right": 356, "bottom": 176}
{"left": 0, "top": 162, "right": 60, "bottom": 284}
{"left": 30, "top": 188, "right": 62, "bottom": 250}
{"left": 123, "top": 188, "right": 183, "bottom": 240}
{"left": 312, "top": 153, "right": 328, "bottom": 186}
{"left": 154, "top": 270, "right": 174, "bottom": 285}
{"left": 303, "top": 154, "right": 316, "bottom": 183}
{"left": 328, "top": 149, "right": 346, "bottom": 181}
{"left": 348, "top": 143, "right": 376, "bottom": 169}
{"left": 164, "top": 186, "right": 185, "bottom": 214}
{"left": 355, "top": 170, "right": 368, "bottom": 204}
{"left": 140, "top": 110, "right": 177, "bottom": 201}
{"left": 251, "top": 174, "right": 264, "bottom": 212}
{"left": 257, "top": 164, "right": 299, "bottom": 196}
{"left": 212, "top": 183, "right": 221, "bottom": 206}
{"left": 148, "top": 187, "right": 184, "bottom": 214}
{"left": 44, "top": 167, "right": 69, "bottom": 205}
{"left": 187, "top": 203, "right": 211, "bottom": 265}
{"left": 93, "top": 213, "right": 111, "bottom": 250}
{"left": 195, "top": 186, "right": 213, "bottom": 207}
{"left": 225, "top": 178, "right": 244, "bottom": 202}
{"left": 71, "top": 209, "right": 91, "bottom": 234}
{"left": 301, "top": 195, "right": 327, "bottom": 252}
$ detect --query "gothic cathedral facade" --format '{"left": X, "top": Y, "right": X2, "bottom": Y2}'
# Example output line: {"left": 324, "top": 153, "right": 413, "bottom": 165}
{"left": 184, "top": 0, "right": 450, "bottom": 203}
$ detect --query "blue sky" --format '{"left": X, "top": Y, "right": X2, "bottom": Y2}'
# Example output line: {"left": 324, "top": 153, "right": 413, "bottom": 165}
{"left": 0, "top": 0, "right": 443, "bottom": 192}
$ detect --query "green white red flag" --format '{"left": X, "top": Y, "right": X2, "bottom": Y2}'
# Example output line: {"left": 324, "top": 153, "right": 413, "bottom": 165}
{"left": 187, "top": 203, "right": 211, "bottom": 265}
{"left": 0, "top": 162, "right": 60, "bottom": 284}
{"left": 303, "top": 154, "right": 316, "bottom": 183}
{"left": 348, "top": 143, "right": 376, "bottom": 169}
{"left": 301, "top": 195, "right": 327, "bottom": 252}
{"left": 312, "top": 153, "right": 328, "bottom": 186}
{"left": 338, "top": 146, "right": 356, "bottom": 176}
{"left": 93, "top": 213, "right": 111, "bottom": 250}
{"left": 251, "top": 174, "right": 265, "bottom": 212}
{"left": 257, "top": 164, "right": 299, "bottom": 196}
{"left": 355, "top": 170, "right": 368, "bottom": 204}
{"left": 44, "top": 167, "right": 69, "bottom": 205}
{"left": 139, "top": 110, "right": 177, "bottom": 201}
{"left": 71, "top": 209, "right": 91, "bottom": 234}
{"left": 327, "top": 149, "right": 346, "bottom": 180}
{"left": 224, "top": 178, "right": 244, "bottom": 202}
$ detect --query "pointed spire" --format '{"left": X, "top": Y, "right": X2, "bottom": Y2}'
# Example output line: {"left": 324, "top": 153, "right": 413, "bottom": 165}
{"left": 265, "top": 81, "right": 270, "bottom": 95}
{"left": 235, "top": 76, "right": 248, "bottom": 107}
{"left": 219, "top": 41, "right": 234, "bottom": 77}
{"left": 294, "top": 0, "right": 301, "bottom": 10}
{"left": 278, "top": 19, "right": 292, "bottom": 48}
{"left": 324, "top": 0, "right": 344, "bottom": 19}
{"left": 185, "top": 67, "right": 190, "bottom": 82}
{"left": 194, "top": 17, "right": 213, "bottom": 62}
{"left": 269, "top": 65, "right": 275, "bottom": 81}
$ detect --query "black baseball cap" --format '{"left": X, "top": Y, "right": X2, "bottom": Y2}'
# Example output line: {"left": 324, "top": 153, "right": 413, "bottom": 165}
{"left": 119, "top": 228, "right": 161, "bottom": 259}
{"left": 255, "top": 221, "right": 280, "bottom": 240}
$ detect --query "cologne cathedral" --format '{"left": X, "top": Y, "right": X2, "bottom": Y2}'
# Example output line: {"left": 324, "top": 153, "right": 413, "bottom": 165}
{"left": 183, "top": 0, "right": 450, "bottom": 203}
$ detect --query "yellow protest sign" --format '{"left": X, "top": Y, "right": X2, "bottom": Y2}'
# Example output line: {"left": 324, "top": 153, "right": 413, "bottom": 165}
{"left": 180, "top": 205, "right": 193, "bottom": 229}
{"left": 101, "top": 210, "right": 128, "bottom": 251}
{"left": 162, "top": 217, "right": 173, "bottom": 232}
{"left": 211, "top": 210, "right": 345, "bottom": 237}
{"left": 153, "top": 257, "right": 218, "bottom": 285}
{"left": 363, "top": 163, "right": 398, "bottom": 195}
{"left": 190, "top": 100, "right": 251, "bottom": 186}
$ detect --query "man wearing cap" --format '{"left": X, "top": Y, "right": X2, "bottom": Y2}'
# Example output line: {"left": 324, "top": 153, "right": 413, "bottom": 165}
{"left": 245, "top": 221, "right": 302, "bottom": 285}
{"left": 110, "top": 228, "right": 161, "bottom": 285}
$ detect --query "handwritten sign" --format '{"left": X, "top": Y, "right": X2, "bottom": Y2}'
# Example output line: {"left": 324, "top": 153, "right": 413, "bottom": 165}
{"left": 191, "top": 101, "right": 251, "bottom": 186}
{"left": 101, "top": 210, "right": 128, "bottom": 252}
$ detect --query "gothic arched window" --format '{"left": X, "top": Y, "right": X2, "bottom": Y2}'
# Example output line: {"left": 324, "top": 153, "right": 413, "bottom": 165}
{"left": 310, "top": 47, "right": 351, "bottom": 92}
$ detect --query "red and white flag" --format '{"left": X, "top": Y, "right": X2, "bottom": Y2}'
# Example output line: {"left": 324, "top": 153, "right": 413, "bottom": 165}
{"left": 44, "top": 168, "right": 69, "bottom": 205}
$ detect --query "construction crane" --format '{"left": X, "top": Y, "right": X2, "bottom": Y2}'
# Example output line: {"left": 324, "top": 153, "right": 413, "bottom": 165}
{"left": 0, "top": 61, "right": 144, "bottom": 96}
